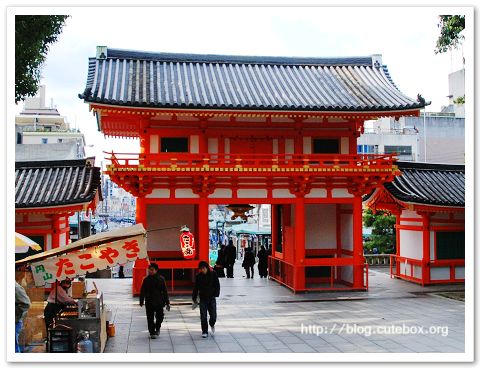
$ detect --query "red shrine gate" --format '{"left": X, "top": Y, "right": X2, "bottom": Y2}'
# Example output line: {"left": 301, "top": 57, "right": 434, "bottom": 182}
{"left": 80, "top": 47, "right": 425, "bottom": 294}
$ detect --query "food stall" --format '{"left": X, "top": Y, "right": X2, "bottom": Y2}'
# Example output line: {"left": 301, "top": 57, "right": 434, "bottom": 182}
{"left": 54, "top": 287, "right": 107, "bottom": 353}
{"left": 15, "top": 224, "right": 147, "bottom": 353}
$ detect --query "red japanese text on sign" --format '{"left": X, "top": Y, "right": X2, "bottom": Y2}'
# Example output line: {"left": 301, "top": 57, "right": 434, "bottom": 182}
{"left": 99, "top": 247, "right": 120, "bottom": 264}
{"left": 55, "top": 258, "right": 76, "bottom": 277}
{"left": 180, "top": 232, "right": 196, "bottom": 259}
{"left": 122, "top": 239, "right": 140, "bottom": 259}
{"left": 78, "top": 253, "right": 95, "bottom": 270}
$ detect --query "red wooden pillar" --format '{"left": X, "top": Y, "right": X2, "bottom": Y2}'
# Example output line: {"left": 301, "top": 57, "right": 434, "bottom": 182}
{"left": 198, "top": 198, "right": 209, "bottom": 263}
{"left": 52, "top": 214, "right": 60, "bottom": 249}
{"left": 271, "top": 204, "right": 277, "bottom": 258}
{"left": 293, "top": 198, "right": 306, "bottom": 291}
{"left": 64, "top": 214, "right": 71, "bottom": 245}
{"left": 199, "top": 120, "right": 208, "bottom": 154}
{"left": 349, "top": 134, "right": 357, "bottom": 154}
{"left": 421, "top": 213, "right": 431, "bottom": 285}
{"left": 335, "top": 204, "right": 342, "bottom": 282}
{"left": 395, "top": 211, "right": 401, "bottom": 277}
{"left": 352, "top": 196, "right": 364, "bottom": 288}
{"left": 133, "top": 195, "right": 148, "bottom": 296}
{"left": 218, "top": 136, "right": 225, "bottom": 154}
{"left": 135, "top": 196, "right": 146, "bottom": 225}
{"left": 294, "top": 136, "right": 303, "bottom": 154}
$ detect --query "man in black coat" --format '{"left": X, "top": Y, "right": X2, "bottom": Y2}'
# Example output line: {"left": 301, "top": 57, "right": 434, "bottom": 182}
{"left": 224, "top": 240, "right": 237, "bottom": 278}
{"left": 214, "top": 244, "right": 226, "bottom": 278}
{"left": 257, "top": 245, "right": 269, "bottom": 278}
{"left": 192, "top": 261, "right": 220, "bottom": 338}
{"left": 140, "top": 263, "right": 170, "bottom": 339}
{"left": 242, "top": 247, "right": 256, "bottom": 278}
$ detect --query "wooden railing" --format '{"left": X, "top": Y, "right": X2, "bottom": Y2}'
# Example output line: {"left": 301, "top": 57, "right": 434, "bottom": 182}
{"left": 389, "top": 255, "right": 465, "bottom": 285}
{"left": 268, "top": 256, "right": 369, "bottom": 292}
{"left": 389, "top": 255, "right": 423, "bottom": 282}
{"left": 105, "top": 152, "right": 397, "bottom": 171}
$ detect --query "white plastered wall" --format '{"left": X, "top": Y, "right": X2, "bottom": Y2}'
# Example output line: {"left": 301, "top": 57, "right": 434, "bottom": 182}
{"left": 146, "top": 204, "right": 196, "bottom": 252}
{"left": 208, "top": 138, "right": 218, "bottom": 153}
{"left": 399, "top": 229, "right": 423, "bottom": 260}
{"left": 305, "top": 204, "right": 336, "bottom": 249}
{"left": 340, "top": 137, "right": 349, "bottom": 154}
{"left": 190, "top": 135, "right": 199, "bottom": 153}
{"left": 150, "top": 135, "right": 159, "bottom": 153}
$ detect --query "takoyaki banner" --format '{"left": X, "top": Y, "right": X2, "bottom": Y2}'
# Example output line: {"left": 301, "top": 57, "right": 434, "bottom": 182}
{"left": 30, "top": 235, "right": 146, "bottom": 286}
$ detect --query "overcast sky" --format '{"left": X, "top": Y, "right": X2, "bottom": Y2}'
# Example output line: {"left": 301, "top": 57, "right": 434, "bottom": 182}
{"left": 16, "top": 7, "right": 465, "bottom": 163}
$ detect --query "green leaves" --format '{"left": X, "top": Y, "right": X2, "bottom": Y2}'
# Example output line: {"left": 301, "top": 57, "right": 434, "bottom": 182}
{"left": 363, "top": 208, "right": 396, "bottom": 254}
{"left": 435, "top": 15, "right": 465, "bottom": 54}
{"left": 15, "top": 15, "right": 69, "bottom": 103}
{"left": 453, "top": 95, "right": 465, "bottom": 105}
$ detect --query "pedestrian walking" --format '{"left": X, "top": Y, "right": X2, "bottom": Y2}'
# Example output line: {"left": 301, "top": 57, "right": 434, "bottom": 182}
{"left": 225, "top": 240, "right": 237, "bottom": 278}
{"left": 214, "top": 244, "right": 226, "bottom": 278}
{"left": 118, "top": 264, "right": 125, "bottom": 278}
{"left": 242, "top": 247, "right": 256, "bottom": 278}
{"left": 139, "top": 264, "right": 170, "bottom": 339}
{"left": 15, "top": 281, "right": 30, "bottom": 353}
{"left": 192, "top": 261, "right": 220, "bottom": 338}
{"left": 257, "top": 245, "right": 269, "bottom": 278}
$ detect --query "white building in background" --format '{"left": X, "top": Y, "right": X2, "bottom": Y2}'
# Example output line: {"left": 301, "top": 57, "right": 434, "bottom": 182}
{"left": 358, "top": 118, "right": 419, "bottom": 161}
{"left": 15, "top": 85, "right": 87, "bottom": 161}
{"left": 258, "top": 204, "right": 271, "bottom": 228}
{"left": 99, "top": 178, "right": 136, "bottom": 218}
{"left": 357, "top": 68, "right": 465, "bottom": 164}
{"left": 444, "top": 68, "right": 465, "bottom": 118}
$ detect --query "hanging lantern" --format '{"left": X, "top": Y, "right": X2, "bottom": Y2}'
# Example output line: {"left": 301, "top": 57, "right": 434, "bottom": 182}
{"left": 226, "top": 204, "right": 255, "bottom": 221}
{"left": 179, "top": 226, "right": 196, "bottom": 259}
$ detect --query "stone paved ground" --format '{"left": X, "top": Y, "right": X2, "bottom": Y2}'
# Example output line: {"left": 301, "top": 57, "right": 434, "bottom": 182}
{"left": 94, "top": 264, "right": 465, "bottom": 354}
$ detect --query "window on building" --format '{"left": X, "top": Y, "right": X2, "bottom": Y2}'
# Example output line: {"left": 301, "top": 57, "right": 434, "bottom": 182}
{"left": 44, "top": 126, "right": 52, "bottom": 132}
{"left": 384, "top": 145, "right": 412, "bottom": 155}
{"left": 357, "top": 145, "right": 378, "bottom": 154}
{"left": 58, "top": 138, "right": 63, "bottom": 143}
{"left": 161, "top": 137, "right": 189, "bottom": 153}
{"left": 41, "top": 138, "right": 48, "bottom": 144}
{"left": 436, "top": 231, "right": 465, "bottom": 260}
{"left": 312, "top": 138, "right": 339, "bottom": 154}
{"left": 16, "top": 132, "right": 22, "bottom": 144}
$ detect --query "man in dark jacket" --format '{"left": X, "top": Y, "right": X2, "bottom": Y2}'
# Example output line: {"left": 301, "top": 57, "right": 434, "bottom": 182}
{"left": 224, "top": 240, "right": 237, "bottom": 278}
{"left": 257, "top": 245, "right": 269, "bottom": 278}
{"left": 192, "top": 261, "right": 220, "bottom": 338}
{"left": 242, "top": 247, "right": 256, "bottom": 278}
{"left": 140, "top": 264, "right": 170, "bottom": 339}
{"left": 214, "top": 244, "right": 226, "bottom": 278}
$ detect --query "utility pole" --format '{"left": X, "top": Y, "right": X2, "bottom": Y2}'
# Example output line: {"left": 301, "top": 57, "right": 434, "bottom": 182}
{"left": 423, "top": 109, "right": 427, "bottom": 162}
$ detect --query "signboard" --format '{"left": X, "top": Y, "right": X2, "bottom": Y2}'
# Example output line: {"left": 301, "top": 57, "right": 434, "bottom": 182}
{"left": 31, "top": 235, "right": 146, "bottom": 286}
{"left": 179, "top": 231, "right": 196, "bottom": 259}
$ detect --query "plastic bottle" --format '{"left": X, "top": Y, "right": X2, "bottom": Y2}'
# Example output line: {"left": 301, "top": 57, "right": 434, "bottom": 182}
{"left": 76, "top": 331, "right": 93, "bottom": 353}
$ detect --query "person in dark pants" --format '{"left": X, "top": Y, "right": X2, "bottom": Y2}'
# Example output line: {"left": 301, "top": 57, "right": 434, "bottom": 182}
{"left": 44, "top": 279, "right": 76, "bottom": 332}
{"left": 139, "top": 264, "right": 170, "bottom": 339}
{"left": 257, "top": 245, "right": 269, "bottom": 278}
{"left": 242, "top": 247, "right": 256, "bottom": 278}
{"left": 118, "top": 265, "right": 125, "bottom": 278}
{"left": 192, "top": 261, "right": 220, "bottom": 338}
{"left": 214, "top": 244, "right": 226, "bottom": 278}
{"left": 224, "top": 240, "right": 237, "bottom": 278}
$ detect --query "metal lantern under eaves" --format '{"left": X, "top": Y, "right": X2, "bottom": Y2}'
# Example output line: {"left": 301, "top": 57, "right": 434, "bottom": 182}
{"left": 226, "top": 204, "right": 255, "bottom": 221}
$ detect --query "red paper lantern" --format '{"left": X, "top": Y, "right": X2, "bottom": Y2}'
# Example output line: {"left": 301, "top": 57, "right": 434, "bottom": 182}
{"left": 180, "top": 231, "right": 196, "bottom": 259}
